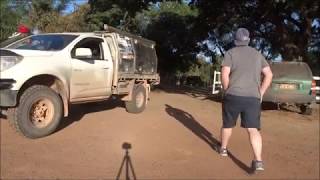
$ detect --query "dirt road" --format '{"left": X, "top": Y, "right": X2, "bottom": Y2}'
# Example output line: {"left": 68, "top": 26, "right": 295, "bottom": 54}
{"left": 1, "top": 89, "right": 319, "bottom": 179}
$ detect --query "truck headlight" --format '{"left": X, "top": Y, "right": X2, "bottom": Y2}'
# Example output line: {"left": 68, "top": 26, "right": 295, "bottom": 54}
{"left": 0, "top": 56, "right": 23, "bottom": 72}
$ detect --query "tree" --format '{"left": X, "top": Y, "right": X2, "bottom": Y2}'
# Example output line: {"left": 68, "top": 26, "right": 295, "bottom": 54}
{"left": 135, "top": 1, "right": 199, "bottom": 75}
{"left": 192, "top": 0, "right": 320, "bottom": 67}
{"left": 86, "top": 0, "right": 165, "bottom": 31}
{"left": 7, "top": 0, "right": 75, "bottom": 32}
{"left": 0, "top": 0, "right": 20, "bottom": 41}
{"left": 43, "top": 4, "right": 91, "bottom": 32}
{"left": 30, "top": 0, "right": 75, "bottom": 31}
{"left": 62, "top": 4, "right": 91, "bottom": 32}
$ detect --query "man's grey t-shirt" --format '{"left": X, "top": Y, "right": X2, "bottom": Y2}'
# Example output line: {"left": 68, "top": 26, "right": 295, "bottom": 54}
{"left": 222, "top": 45, "right": 269, "bottom": 99}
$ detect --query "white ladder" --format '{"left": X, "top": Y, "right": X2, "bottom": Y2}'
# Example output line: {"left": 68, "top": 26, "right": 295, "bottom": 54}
{"left": 312, "top": 76, "right": 320, "bottom": 101}
{"left": 212, "top": 71, "right": 221, "bottom": 94}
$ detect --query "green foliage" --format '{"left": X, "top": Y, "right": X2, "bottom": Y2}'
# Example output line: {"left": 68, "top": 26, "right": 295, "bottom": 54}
{"left": 28, "top": 0, "right": 75, "bottom": 32}
{"left": 192, "top": 0, "right": 319, "bottom": 63}
{"left": 86, "top": 0, "right": 164, "bottom": 31}
{"left": 198, "top": 60, "right": 212, "bottom": 84}
{"left": 135, "top": 1, "right": 199, "bottom": 75}
{"left": 1, "top": 0, "right": 90, "bottom": 40}
{"left": 43, "top": 4, "right": 91, "bottom": 32}
{"left": 0, "top": 0, "right": 19, "bottom": 42}
{"left": 63, "top": 5, "right": 91, "bottom": 32}
{"left": 212, "top": 55, "right": 223, "bottom": 71}
{"left": 5, "top": 0, "right": 80, "bottom": 32}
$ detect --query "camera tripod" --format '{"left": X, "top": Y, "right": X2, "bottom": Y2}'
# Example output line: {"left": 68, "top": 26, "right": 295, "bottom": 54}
{"left": 116, "top": 143, "right": 137, "bottom": 180}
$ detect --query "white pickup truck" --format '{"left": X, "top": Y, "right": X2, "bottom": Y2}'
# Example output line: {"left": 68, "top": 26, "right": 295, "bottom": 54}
{"left": 0, "top": 26, "right": 160, "bottom": 138}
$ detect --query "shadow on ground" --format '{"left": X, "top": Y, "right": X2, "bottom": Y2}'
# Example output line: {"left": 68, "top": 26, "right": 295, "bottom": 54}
{"left": 0, "top": 112, "right": 6, "bottom": 119}
{"left": 261, "top": 102, "right": 307, "bottom": 114}
{"left": 154, "top": 84, "right": 223, "bottom": 102}
{"left": 56, "top": 97, "right": 125, "bottom": 132}
{"left": 116, "top": 142, "right": 137, "bottom": 180}
{"left": 165, "top": 104, "right": 253, "bottom": 174}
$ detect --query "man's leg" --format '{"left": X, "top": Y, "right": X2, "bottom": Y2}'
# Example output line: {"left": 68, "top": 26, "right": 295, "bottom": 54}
{"left": 241, "top": 97, "right": 264, "bottom": 171}
{"left": 220, "top": 128, "right": 233, "bottom": 149}
{"left": 247, "top": 128, "right": 262, "bottom": 161}
{"left": 221, "top": 95, "right": 239, "bottom": 149}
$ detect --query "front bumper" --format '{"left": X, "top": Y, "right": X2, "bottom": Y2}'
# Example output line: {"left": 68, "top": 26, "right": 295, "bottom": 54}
{"left": 0, "top": 79, "right": 18, "bottom": 107}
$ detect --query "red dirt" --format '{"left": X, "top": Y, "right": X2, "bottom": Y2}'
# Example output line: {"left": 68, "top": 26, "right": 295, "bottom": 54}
{"left": 1, "top": 89, "right": 319, "bottom": 179}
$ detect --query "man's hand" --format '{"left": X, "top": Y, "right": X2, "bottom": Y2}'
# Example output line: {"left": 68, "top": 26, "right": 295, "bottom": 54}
{"left": 260, "top": 66, "right": 273, "bottom": 101}
{"left": 221, "top": 66, "right": 231, "bottom": 91}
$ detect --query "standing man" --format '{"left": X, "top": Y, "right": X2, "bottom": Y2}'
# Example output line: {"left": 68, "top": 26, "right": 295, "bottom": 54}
{"left": 219, "top": 28, "right": 273, "bottom": 172}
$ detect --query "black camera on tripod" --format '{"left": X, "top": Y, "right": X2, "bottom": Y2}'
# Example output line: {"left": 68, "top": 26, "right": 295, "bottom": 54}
{"left": 122, "top": 142, "right": 132, "bottom": 150}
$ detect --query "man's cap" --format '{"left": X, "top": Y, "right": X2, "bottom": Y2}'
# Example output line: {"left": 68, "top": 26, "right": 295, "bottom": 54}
{"left": 234, "top": 28, "right": 250, "bottom": 46}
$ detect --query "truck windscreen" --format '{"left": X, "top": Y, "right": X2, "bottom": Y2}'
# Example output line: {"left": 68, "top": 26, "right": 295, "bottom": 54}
{"left": 6, "top": 34, "right": 78, "bottom": 51}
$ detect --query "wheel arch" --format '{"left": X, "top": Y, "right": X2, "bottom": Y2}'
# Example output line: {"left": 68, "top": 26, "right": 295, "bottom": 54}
{"left": 17, "top": 74, "right": 69, "bottom": 117}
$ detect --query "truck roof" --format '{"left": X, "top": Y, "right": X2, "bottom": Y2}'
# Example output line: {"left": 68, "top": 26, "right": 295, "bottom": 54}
{"left": 100, "top": 24, "right": 156, "bottom": 46}
{"left": 39, "top": 32, "right": 156, "bottom": 47}
{"left": 39, "top": 32, "right": 97, "bottom": 36}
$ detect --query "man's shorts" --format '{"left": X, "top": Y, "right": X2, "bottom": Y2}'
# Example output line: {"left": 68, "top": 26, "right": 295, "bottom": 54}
{"left": 222, "top": 94, "right": 261, "bottom": 130}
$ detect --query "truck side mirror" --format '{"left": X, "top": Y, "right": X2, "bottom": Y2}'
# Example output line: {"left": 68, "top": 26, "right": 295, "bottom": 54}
{"left": 75, "top": 48, "right": 92, "bottom": 59}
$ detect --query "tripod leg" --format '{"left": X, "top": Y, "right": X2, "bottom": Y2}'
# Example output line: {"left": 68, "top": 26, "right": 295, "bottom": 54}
{"left": 127, "top": 156, "right": 137, "bottom": 180}
{"left": 116, "top": 156, "right": 127, "bottom": 180}
{"left": 126, "top": 155, "right": 129, "bottom": 180}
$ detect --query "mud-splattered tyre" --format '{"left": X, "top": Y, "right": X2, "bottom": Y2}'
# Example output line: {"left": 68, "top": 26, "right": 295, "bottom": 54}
{"left": 8, "top": 85, "right": 63, "bottom": 139}
{"left": 300, "top": 105, "right": 312, "bottom": 115}
{"left": 125, "top": 85, "right": 146, "bottom": 114}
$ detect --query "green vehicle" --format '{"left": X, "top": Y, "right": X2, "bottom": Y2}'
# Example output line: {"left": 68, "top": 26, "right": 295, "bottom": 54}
{"left": 263, "top": 62, "right": 317, "bottom": 115}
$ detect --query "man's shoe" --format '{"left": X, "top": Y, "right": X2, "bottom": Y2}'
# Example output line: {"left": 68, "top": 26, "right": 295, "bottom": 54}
{"left": 219, "top": 148, "right": 228, "bottom": 157}
{"left": 251, "top": 160, "right": 264, "bottom": 171}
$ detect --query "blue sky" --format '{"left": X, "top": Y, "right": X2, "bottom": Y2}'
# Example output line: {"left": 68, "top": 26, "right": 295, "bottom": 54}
{"left": 64, "top": 0, "right": 88, "bottom": 14}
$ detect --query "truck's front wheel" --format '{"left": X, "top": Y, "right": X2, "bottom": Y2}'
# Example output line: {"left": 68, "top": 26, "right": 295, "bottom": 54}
{"left": 125, "top": 85, "right": 147, "bottom": 113}
{"left": 9, "top": 85, "right": 63, "bottom": 138}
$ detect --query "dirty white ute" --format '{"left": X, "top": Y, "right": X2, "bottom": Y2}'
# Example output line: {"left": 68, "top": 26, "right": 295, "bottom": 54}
{"left": 0, "top": 26, "right": 159, "bottom": 138}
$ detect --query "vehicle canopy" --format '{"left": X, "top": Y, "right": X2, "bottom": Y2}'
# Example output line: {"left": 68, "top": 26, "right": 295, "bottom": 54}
{"left": 96, "top": 25, "right": 158, "bottom": 76}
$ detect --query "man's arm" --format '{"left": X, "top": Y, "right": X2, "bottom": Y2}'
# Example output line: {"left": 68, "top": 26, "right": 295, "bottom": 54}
{"left": 221, "top": 66, "right": 231, "bottom": 90}
{"left": 260, "top": 66, "right": 273, "bottom": 97}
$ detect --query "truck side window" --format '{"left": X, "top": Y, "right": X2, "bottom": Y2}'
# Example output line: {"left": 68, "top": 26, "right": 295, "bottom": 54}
{"left": 71, "top": 38, "right": 104, "bottom": 60}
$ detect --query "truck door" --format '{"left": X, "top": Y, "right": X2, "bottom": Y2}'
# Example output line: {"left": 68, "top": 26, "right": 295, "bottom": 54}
{"left": 70, "top": 37, "right": 113, "bottom": 100}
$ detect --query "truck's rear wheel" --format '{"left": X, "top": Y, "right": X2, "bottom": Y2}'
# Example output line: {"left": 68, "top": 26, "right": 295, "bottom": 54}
{"left": 125, "top": 85, "right": 146, "bottom": 114}
{"left": 8, "top": 85, "right": 63, "bottom": 138}
{"left": 300, "top": 104, "right": 312, "bottom": 115}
